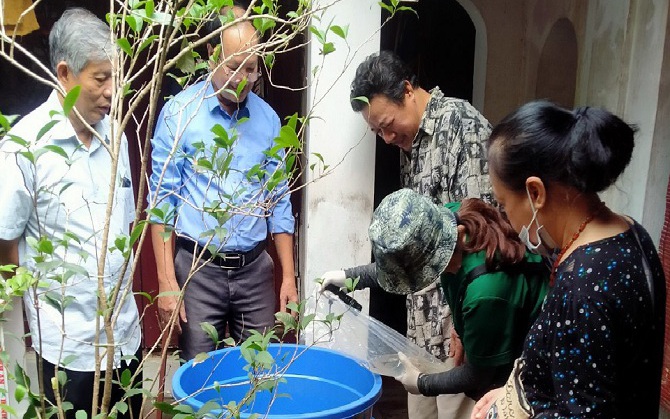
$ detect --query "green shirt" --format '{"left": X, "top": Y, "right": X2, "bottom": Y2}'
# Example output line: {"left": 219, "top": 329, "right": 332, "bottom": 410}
{"left": 440, "top": 251, "right": 548, "bottom": 368}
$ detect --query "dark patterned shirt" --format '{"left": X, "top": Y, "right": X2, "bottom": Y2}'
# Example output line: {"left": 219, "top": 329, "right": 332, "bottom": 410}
{"left": 401, "top": 88, "right": 493, "bottom": 205}
{"left": 402, "top": 88, "right": 493, "bottom": 360}
{"left": 522, "top": 221, "right": 665, "bottom": 418}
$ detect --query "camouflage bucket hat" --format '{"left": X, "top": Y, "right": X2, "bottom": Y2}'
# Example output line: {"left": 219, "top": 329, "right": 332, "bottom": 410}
{"left": 369, "top": 189, "right": 458, "bottom": 294}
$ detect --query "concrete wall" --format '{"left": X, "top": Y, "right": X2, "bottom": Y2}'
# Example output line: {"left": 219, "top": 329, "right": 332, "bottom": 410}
{"left": 578, "top": 0, "right": 670, "bottom": 242}
{"left": 300, "top": 0, "right": 380, "bottom": 311}
{"left": 458, "top": 0, "right": 669, "bottom": 242}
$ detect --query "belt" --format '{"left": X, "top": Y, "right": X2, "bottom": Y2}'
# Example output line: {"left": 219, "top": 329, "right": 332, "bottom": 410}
{"left": 176, "top": 237, "right": 266, "bottom": 269}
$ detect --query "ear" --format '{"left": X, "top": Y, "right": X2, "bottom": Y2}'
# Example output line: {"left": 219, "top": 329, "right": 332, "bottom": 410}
{"left": 525, "top": 176, "right": 547, "bottom": 209}
{"left": 56, "top": 61, "right": 70, "bottom": 85}
{"left": 403, "top": 80, "right": 414, "bottom": 99}
{"left": 456, "top": 225, "right": 467, "bottom": 246}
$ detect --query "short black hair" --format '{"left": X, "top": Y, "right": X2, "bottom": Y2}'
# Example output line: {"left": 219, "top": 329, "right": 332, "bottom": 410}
{"left": 349, "top": 50, "right": 417, "bottom": 112}
{"left": 488, "top": 100, "right": 636, "bottom": 194}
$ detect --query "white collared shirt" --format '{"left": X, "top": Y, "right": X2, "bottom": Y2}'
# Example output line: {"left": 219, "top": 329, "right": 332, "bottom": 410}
{"left": 0, "top": 91, "right": 140, "bottom": 371}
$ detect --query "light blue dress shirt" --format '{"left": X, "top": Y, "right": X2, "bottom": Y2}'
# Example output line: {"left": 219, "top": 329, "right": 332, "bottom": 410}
{"left": 149, "top": 80, "right": 294, "bottom": 252}
{"left": 0, "top": 91, "right": 140, "bottom": 371}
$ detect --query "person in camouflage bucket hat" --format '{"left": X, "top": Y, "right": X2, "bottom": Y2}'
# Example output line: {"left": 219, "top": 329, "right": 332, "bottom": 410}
{"left": 369, "top": 189, "right": 458, "bottom": 294}
{"left": 321, "top": 193, "right": 549, "bottom": 405}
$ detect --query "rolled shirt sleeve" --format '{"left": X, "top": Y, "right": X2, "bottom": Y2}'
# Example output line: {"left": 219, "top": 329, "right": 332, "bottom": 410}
{"left": 0, "top": 139, "right": 34, "bottom": 240}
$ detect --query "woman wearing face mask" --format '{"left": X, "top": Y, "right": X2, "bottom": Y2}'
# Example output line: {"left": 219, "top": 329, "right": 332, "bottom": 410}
{"left": 321, "top": 189, "right": 549, "bottom": 407}
{"left": 471, "top": 101, "right": 666, "bottom": 419}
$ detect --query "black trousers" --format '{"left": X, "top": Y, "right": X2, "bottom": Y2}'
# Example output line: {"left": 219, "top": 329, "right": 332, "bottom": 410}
{"left": 38, "top": 350, "right": 142, "bottom": 419}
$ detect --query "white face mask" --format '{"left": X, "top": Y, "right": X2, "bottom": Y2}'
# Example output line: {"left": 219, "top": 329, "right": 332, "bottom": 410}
{"left": 519, "top": 188, "right": 558, "bottom": 260}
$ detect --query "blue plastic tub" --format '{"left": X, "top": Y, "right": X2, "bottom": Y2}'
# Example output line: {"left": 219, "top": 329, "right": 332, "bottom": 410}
{"left": 171, "top": 343, "right": 382, "bottom": 418}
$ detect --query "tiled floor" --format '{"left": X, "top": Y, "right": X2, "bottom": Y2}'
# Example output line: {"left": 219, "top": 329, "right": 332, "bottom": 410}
{"left": 372, "top": 376, "right": 409, "bottom": 419}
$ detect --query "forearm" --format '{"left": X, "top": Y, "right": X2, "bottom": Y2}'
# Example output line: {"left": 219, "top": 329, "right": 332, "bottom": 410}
{"left": 272, "top": 232, "right": 295, "bottom": 284}
{"left": 418, "top": 360, "right": 499, "bottom": 398}
{"left": 343, "top": 263, "right": 379, "bottom": 289}
{"left": 150, "top": 224, "right": 177, "bottom": 290}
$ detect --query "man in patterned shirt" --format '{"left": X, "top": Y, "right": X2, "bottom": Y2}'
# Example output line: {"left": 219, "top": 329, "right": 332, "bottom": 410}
{"left": 350, "top": 50, "right": 492, "bottom": 419}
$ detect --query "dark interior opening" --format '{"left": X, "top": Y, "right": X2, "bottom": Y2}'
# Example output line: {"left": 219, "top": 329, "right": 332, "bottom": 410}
{"left": 371, "top": 0, "right": 476, "bottom": 335}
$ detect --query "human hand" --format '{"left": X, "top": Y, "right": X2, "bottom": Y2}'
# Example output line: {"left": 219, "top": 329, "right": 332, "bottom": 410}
{"left": 318, "top": 270, "right": 347, "bottom": 293}
{"left": 394, "top": 352, "right": 422, "bottom": 395}
{"left": 449, "top": 328, "right": 465, "bottom": 366}
{"left": 470, "top": 387, "right": 504, "bottom": 419}
{"left": 157, "top": 281, "right": 186, "bottom": 334}
{"left": 279, "top": 275, "right": 299, "bottom": 317}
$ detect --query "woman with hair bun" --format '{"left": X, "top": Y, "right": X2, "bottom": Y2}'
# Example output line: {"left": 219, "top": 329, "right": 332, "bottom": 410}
{"left": 472, "top": 101, "right": 666, "bottom": 419}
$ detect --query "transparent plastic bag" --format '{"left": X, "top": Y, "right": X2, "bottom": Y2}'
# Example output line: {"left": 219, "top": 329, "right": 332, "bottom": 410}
{"left": 309, "top": 292, "right": 450, "bottom": 377}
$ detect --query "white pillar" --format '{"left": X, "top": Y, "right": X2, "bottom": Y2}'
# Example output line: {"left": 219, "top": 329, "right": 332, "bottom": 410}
{"left": 300, "top": 0, "right": 381, "bottom": 337}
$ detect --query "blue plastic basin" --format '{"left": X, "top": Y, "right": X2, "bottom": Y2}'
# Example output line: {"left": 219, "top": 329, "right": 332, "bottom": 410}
{"left": 171, "top": 343, "right": 382, "bottom": 418}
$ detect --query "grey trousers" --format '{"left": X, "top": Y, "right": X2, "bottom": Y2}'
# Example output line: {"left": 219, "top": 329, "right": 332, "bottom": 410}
{"left": 174, "top": 246, "right": 276, "bottom": 362}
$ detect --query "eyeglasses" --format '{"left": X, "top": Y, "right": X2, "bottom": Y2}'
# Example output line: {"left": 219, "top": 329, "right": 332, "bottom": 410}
{"left": 222, "top": 65, "right": 262, "bottom": 83}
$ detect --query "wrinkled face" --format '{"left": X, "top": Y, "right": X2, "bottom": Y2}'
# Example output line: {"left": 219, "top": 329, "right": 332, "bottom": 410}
{"left": 490, "top": 170, "right": 533, "bottom": 235}
{"left": 362, "top": 92, "right": 421, "bottom": 152}
{"left": 210, "top": 23, "right": 259, "bottom": 107}
{"left": 61, "top": 59, "right": 112, "bottom": 126}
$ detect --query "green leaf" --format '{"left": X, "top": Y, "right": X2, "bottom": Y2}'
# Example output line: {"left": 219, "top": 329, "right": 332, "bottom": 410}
{"left": 200, "top": 321, "right": 219, "bottom": 344}
{"left": 145, "top": 0, "right": 155, "bottom": 17}
{"left": 351, "top": 96, "right": 370, "bottom": 106}
{"left": 330, "top": 25, "right": 348, "bottom": 39}
{"left": 75, "top": 410, "right": 87, "bottom": 419}
{"left": 134, "top": 291, "right": 154, "bottom": 305}
{"left": 264, "top": 52, "right": 276, "bottom": 69}
{"left": 62, "top": 85, "right": 81, "bottom": 116}
{"left": 378, "top": 1, "right": 393, "bottom": 13}
{"left": 300, "top": 313, "right": 316, "bottom": 329}
{"left": 275, "top": 312, "right": 297, "bottom": 332}
{"left": 321, "top": 42, "right": 335, "bottom": 55}
{"left": 192, "top": 352, "right": 209, "bottom": 366}
{"left": 137, "top": 35, "right": 159, "bottom": 55}
{"left": 120, "top": 368, "right": 132, "bottom": 387}
{"left": 129, "top": 220, "right": 145, "bottom": 247}
{"left": 13, "top": 385, "right": 26, "bottom": 402}
{"left": 276, "top": 126, "right": 301, "bottom": 149}
{"left": 114, "top": 236, "right": 128, "bottom": 253}
{"left": 36, "top": 238, "right": 54, "bottom": 255}
{"left": 36, "top": 120, "right": 59, "bottom": 142}
{"left": 125, "top": 14, "right": 144, "bottom": 33}
{"left": 286, "top": 301, "right": 301, "bottom": 312}
{"left": 116, "top": 38, "right": 133, "bottom": 57}
{"left": 254, "top": 350, "right": 274, "bottom": 369}
{"left": 43, "top": 145, "right": 69, "bottom": 160}
{"left": 61, "top": 354, "right": 78, "bottom": 367}
{"left": 397, "top": 5, "right": 418, "bottom": 16}
{"left": 309, "top": 26, "right": 325, "bottom": 44}
{"left": 176, "top": 38, "right": 195, "bottom": 75}
{"left": 0, "top": 405, "right": 17, "bottom": 417}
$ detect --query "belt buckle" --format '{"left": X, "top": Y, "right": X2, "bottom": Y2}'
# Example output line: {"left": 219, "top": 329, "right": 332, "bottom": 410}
{"left": 219, "top": 253, "right": 245, "bottom": 269}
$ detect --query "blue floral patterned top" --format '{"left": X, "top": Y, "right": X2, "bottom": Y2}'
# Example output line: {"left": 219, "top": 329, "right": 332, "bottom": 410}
{"left": 521, "top": 221, "right": 665, "bottom": 418}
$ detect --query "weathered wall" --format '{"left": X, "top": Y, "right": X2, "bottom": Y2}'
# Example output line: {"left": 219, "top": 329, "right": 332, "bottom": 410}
{"left": 299, "top": 0, "right": 379, "bottom": 312}
{"left": 579, "top": 0, "right": 670, "bottom": 241}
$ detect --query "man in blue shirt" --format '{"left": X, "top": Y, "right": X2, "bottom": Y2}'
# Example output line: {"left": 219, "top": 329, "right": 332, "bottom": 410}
{"left": 148, "top": 6, "right": 297, "bottom": 361}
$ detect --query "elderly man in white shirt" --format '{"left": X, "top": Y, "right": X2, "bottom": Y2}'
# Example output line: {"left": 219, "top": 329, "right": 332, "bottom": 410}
{"left": 0, "top": 8, "right": 141, "bottom": 418}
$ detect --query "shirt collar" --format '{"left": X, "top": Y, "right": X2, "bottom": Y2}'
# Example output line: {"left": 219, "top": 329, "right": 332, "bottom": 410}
{"left": 417, "top": 87, "right": 445, "bottom": 137}
{"left": 205, "top": 80, "right": 251, "bottom": 120}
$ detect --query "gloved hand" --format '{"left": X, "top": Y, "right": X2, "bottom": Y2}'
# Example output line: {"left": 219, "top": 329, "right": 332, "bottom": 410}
{"left": 318, "top": 270, "right": 347, "bottom": 293}
{"left": 395, "top": 352, "right": 422, "bottom": 395}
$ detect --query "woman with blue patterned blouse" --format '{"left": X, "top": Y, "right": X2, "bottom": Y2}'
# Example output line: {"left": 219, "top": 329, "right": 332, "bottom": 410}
{"left": 472, "top": 101, "right": 666, "bottom": 419}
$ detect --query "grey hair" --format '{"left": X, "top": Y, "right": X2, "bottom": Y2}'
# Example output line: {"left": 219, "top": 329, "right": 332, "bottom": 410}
{"left": 49, "top": 8, "right": 112, "bottom": 75}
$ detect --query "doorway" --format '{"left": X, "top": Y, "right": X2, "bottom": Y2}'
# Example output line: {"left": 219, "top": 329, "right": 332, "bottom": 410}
{"left": 372, "top": 0, "right": 478, "bottom": 335}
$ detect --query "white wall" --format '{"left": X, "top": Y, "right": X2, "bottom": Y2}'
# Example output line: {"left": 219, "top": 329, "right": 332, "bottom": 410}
{"left": 300, "top": 0, "right": 381, "bottom": 315}
{"left": 578, "top": 0, "right": 670, "bottom": 243}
